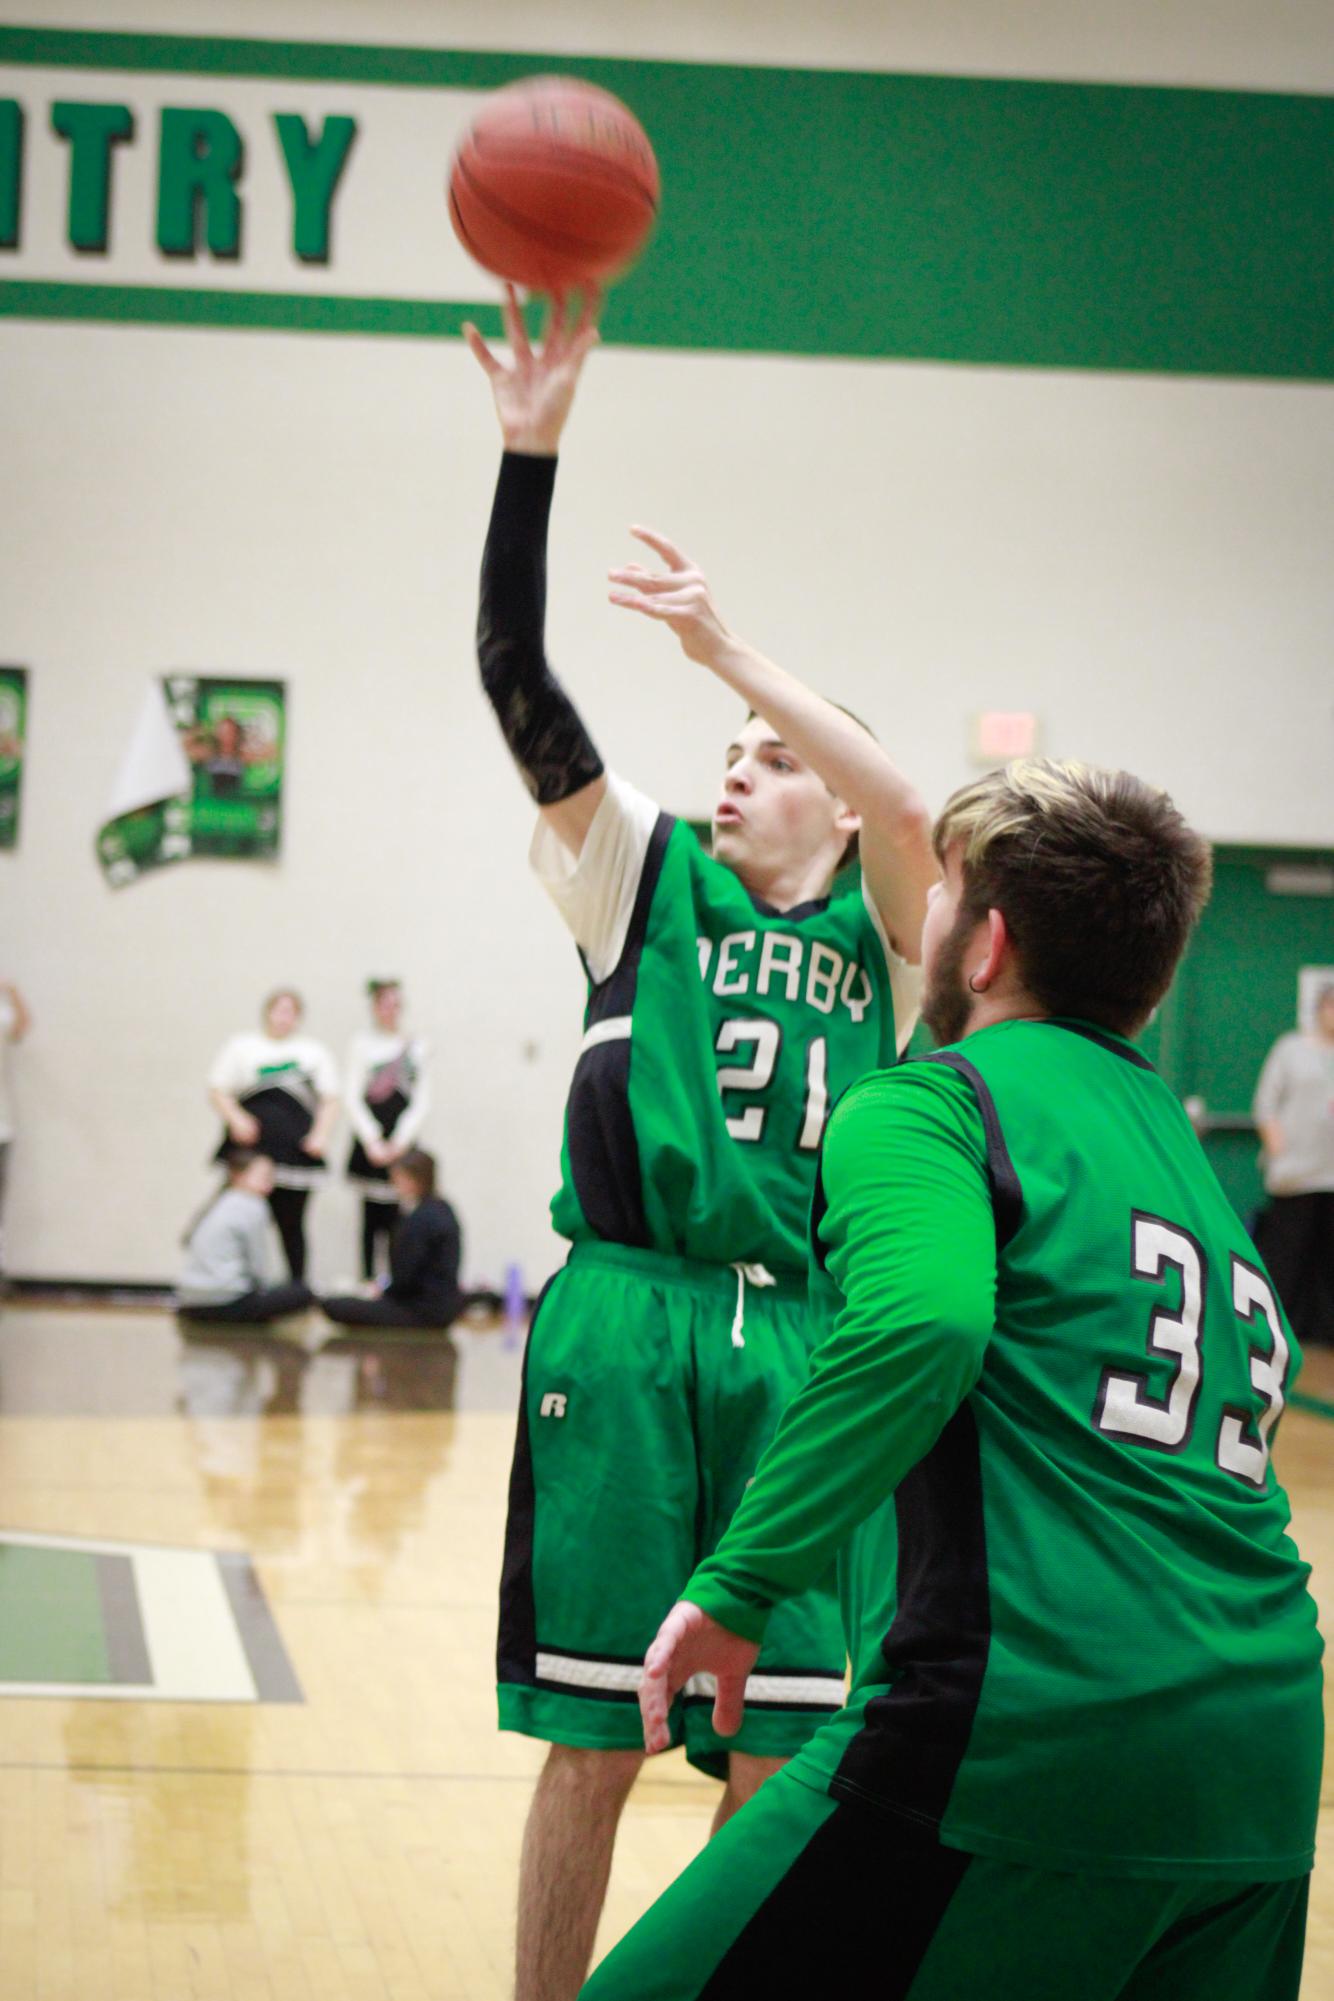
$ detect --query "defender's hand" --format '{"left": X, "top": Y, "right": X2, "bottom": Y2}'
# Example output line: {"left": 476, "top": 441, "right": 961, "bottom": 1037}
{"left": 463, "top": 285, "right": 600, "bottom": 456}
{"left": 639, "top": 1599, "right": 759, "bottom": 1756}
{"left": 608, "top": 529, "right": 732, "bottom": 667}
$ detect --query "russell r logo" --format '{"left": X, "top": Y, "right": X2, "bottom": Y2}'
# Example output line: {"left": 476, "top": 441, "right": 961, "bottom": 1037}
{"left": 539, "top": 1392, "right": 568, "bottom": 1419}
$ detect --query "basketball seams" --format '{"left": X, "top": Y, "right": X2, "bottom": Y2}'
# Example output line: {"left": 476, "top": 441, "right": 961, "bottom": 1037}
{"left": 452, "top": 157, "right": 652, "bottom": 268}
{"left": 447, "top": 75, "right": 659, "bottom": 289}
{"left": 459, "top": 136, "right": 658, "bottom": 211}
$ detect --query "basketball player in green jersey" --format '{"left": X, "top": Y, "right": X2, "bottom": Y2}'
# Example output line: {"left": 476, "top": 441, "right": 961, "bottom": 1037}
{"left": 581, "top": 759, "right": 1323, "bottom": 2001}
{"left": 463, "top": 288, "right": 936, "bottom": 2001}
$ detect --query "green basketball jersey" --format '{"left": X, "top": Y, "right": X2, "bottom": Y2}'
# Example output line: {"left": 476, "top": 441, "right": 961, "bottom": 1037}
{"left": 549, "top": 809, "right": 901, "bottom": 1273}
{"left": 688, "top": 1018, "right": 1323, "bottom": 1879}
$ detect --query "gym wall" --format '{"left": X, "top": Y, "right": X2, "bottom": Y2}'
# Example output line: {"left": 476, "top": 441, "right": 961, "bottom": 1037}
{"left": 2, "top": 0, "right": 1331, "bottom": 1287}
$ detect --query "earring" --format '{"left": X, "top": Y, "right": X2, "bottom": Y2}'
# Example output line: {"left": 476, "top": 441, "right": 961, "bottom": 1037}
{"left": 968, "top": 971, "right": 987, "bottom": 993}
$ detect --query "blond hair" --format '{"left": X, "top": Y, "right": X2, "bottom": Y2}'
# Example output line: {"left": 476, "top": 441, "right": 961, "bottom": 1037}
{"left": 934, "top": 760, "right": 1212, "bottom": 1036}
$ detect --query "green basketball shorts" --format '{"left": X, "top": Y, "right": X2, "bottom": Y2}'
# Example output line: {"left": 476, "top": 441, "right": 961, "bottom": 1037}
{"left": 580, "top": 1766, "right": 1310, "bottom": 2000}
{"left": 496, "top": 1241, "right": 846, "bottom": 1777}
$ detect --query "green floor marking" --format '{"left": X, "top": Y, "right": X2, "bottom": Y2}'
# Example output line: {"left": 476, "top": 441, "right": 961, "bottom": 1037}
{"left": 0, "top": 1545, "right": 114, "bottom": 1684}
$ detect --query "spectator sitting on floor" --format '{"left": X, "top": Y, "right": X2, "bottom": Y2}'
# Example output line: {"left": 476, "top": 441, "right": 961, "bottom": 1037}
{"left": 321, "top": 1149, "right": 464, "bottom": 1331}
{"left": 177, "top": 1149, "right": 315, "bottom": 1325}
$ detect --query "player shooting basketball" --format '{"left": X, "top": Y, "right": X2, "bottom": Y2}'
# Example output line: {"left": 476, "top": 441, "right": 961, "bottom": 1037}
{"left": 463, "top": 286, "right": 937, "bottom": 2001}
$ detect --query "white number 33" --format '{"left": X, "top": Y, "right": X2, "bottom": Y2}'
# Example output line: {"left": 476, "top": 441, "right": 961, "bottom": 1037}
{"left": 1093, "top": 1210, "right": 1290, "bottom": 1489}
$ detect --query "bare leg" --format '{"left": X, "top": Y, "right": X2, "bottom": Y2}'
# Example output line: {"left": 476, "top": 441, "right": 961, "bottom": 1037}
{"left": 515, "top": 1743, "right": 644, "bottom": 2001}
{"left": 710, "top": 1750, "right": 785, "bottom": 1836}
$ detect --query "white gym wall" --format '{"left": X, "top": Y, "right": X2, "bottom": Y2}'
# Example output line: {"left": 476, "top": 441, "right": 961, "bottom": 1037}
{"left": 2, "top": 0, "right": 1331, "bottom": 1286}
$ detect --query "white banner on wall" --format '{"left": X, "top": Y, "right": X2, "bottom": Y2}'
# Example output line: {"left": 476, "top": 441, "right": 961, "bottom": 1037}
{"left": 0, "top": 64, "right": 492, "bottom": 302}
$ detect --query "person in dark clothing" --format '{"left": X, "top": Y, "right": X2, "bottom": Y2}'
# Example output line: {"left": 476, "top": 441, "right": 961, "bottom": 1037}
{"left": 321, "top": 1149, "right": 464, "bottom": 1330}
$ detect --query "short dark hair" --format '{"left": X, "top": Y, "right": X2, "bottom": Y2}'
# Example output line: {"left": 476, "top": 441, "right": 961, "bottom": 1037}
{"left": 394, "top": 1147, "right": 436, "bottom": 1198}
{"left": 222, "top": 1145, "right": 269, "bottom": 1178}
{"left": 367, "top": 978, "right": 401, "bottom": 999}
{"left": 934, "top": 759, "right": 1213, "bottom": 1037}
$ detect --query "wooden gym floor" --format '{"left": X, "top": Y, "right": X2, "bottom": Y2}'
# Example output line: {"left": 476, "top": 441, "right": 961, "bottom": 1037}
{"left": 0, "top": 1299, "right": 1330, "bottom": 2000}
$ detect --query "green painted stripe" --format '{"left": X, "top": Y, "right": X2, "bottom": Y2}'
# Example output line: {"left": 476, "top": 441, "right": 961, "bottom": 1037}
{"left": 0, "top": 28, "right": 1330, "bottom": 377}
{"left": 0, "top": 279, "right": 505, "bottom": 340}
{"left": 0, "top": 25, "right": 554, "bottom": 84}
{"left": 1290, "top": 1389, "right": 1334, "bottom": 1424}
{"left": 0, "top": 1544, "right": 112, "bottom": 1684}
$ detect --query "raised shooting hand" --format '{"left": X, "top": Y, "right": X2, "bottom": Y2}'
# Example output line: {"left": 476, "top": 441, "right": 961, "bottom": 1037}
{"left": 463, "top": 284, "right": 601, "bottom": 456}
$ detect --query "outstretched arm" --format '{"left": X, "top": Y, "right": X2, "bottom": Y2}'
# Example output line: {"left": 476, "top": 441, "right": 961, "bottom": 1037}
{"left": 639, "top": 1065, "right": 996, "bottom": 1752}
{"left": 465, "top": 288, "right": 607, "bottom": 858}
{"left": 610, "top": 534, "right": 936, "bottom": 960}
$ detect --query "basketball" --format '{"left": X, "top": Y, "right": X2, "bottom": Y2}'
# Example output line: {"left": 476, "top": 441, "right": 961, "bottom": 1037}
{"left": 448, "top": 77, "right": 660, "bottom": 292}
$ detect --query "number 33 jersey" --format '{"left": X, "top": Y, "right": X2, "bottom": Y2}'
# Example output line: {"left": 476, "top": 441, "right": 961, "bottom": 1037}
{"left": 533, "top": 773, "right": 918, "bottom": 1273}
{"left": 795, "top": 1019, "right": 1324, "bottom": 1879}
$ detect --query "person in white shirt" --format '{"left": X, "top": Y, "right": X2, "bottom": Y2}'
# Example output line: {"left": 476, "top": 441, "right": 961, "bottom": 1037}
{"left": 206, "top": 988, "right": 339, "bottom": 1283}
{"left": 0, "top": 979, "right": 30, "bottom": 1276}
{"left": 1253, "top": 981, "right": 1334, "bottom": 1346}
{"left": 344, "top": 979, "right": 432, "bottom": 1279}
{"left": 177, "top": 1149, "right": 314, "bottom": 1322}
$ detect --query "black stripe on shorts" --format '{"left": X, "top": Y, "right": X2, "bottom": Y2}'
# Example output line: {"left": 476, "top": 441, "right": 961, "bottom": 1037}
{"left": 699, "top": 1794, "right": 971, "bottom": 1998}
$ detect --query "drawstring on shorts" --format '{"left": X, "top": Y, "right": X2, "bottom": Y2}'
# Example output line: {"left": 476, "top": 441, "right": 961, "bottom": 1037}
{"left": 729, "top": 1262, "right": 777, "bottom": 1348}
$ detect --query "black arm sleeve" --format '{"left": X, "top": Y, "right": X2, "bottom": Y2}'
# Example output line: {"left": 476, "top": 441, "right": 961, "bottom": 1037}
{"left": 476, "top": 451, "right": 605, "bottom": 806}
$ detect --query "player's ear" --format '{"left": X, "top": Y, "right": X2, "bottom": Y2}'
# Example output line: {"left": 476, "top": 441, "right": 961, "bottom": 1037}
{"left": 977, "top": 907, "right": 1012, "bottom": 989}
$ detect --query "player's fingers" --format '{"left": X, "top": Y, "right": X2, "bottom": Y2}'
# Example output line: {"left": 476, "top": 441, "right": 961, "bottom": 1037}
{"left": 638, "top": 1649, "right": 676, "bottom": 1753}
{"left": 574, "top": 283, "right": 604, "bottom": 339}
{"left": 630, "top": 525, "right": 691, "bottom": 572}
{"left": 570, "top": 323, "right": 601, "bottom": 366}
{"left": 638, "top": 1678, "right": 669, "bottom": 1754}
{"left": 462, "top": 323, "right": 503, "bottom": 376}
{"left": 609, "top": 590, "right": 673, "bottom": 620}
{"left": 627, "top": 585, "right": 700, "bottom": 613}
{"left": 641, "top": 1707, "right": 672, "bottom": 1756}
{"left": 711, "top": 1671, "right": 747, "bottom": 1739}
{"left": 607, "top": 565, "right": 683, "bottom": 592}
{"left": 545, "top": 290, "right": 568, "bottom": 350}
{"left": 502, "top": 283, "right": 532, "bottom": 360}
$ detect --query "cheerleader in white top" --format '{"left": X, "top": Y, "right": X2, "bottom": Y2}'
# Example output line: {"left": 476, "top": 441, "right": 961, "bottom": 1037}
{"left": 207, "top": 988, "right": 340, "bottom": 1283}
{"left": 345, "top": 979, "right": 432, "bottom": 1279}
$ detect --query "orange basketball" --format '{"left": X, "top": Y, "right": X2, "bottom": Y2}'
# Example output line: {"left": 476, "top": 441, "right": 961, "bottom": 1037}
{"left": 448, "top": 77, "right": 660, "bottom": 292}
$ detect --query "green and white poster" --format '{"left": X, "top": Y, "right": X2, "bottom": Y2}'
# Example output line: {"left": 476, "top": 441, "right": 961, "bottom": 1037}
{"left": 0, "top": 665, "right": 25, "bottom": 850}
{"left": 98, "top": 675, "right": 285, "bottom": 887}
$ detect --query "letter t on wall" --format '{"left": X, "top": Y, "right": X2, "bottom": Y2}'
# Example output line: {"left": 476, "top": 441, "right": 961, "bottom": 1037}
{"left": 52, "top": 103, "right": 135, "bottom": 254}
{"left": 0, "top": 101, "right": 22, "bottom": 250}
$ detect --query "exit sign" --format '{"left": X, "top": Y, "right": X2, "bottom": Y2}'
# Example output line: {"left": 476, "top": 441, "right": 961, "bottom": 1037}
{"left": 971, "top": 712, "right": 1040, "bottom": 763}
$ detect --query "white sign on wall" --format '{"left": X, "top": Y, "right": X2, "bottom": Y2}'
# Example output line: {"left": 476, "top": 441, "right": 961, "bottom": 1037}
{"left": 0, "top": 63, "right": 494, "bottom": 306}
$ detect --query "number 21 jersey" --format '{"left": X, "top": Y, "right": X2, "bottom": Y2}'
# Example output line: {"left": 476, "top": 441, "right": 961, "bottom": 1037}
{"left": 535, "top": 773, "right": 917, "bottom": 1273}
